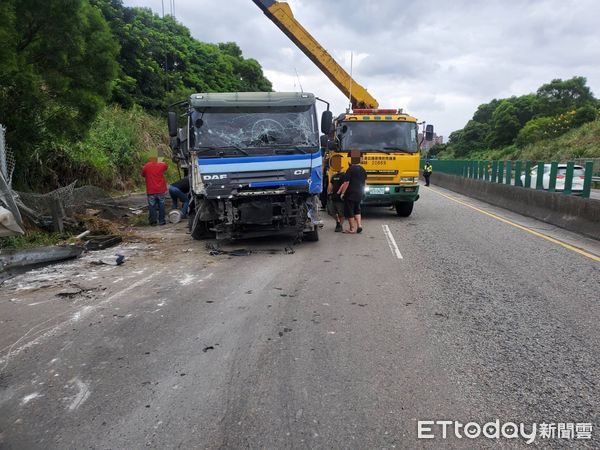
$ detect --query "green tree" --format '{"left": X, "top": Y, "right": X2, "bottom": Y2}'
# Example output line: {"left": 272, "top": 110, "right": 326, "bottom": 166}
{"left": 91, "top": 1, "right": 272, "bottom": 111}
{"left": 536, "top": 76, "right": 595, "bottom": 116}
{"left": 0, "top": 0, "right": 118, "bottom": 188}
{"left": 488, "top": 101, "right": 520, "bottom": 147}
{"left": 472, "top": 99, "right": 500, "bottom": 124}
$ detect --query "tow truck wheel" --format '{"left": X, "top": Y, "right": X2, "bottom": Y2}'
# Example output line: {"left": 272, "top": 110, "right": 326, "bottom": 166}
{"left": 395, "top": 201, "right": 414, "bottom": 217}
{"left": 303, "top": 226, "right": 319, "bottom": 242}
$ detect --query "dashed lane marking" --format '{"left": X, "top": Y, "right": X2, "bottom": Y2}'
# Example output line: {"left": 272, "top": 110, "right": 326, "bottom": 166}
{"left": 382, "top": 224, "right": 403, "bottom": 259}
{"left": 427, "top": 186, "right": 600, "bottom": 262}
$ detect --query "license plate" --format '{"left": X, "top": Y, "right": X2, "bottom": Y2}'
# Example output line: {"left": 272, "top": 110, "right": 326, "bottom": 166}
{"left": 404, "top": 187, "right": 416, "bottom": 192}
{"left": 369, "top": 187, "right": 385, "bottom": 194}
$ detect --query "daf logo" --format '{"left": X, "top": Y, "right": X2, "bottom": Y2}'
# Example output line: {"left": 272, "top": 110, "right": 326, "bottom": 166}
{"left": 203, "top": 174, "right": 227, "bottom": 181}
{"left": 294, "top": 169, "right": 309, "bottom": 175}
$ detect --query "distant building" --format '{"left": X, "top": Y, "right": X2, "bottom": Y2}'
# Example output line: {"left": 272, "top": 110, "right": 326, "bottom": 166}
{"left": 418, "top": 133, "right": 444, "bottom": 153}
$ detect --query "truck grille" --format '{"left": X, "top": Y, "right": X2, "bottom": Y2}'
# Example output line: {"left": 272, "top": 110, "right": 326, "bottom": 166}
{"left": 229, "top": 170, "right": 286, "bottom": 184}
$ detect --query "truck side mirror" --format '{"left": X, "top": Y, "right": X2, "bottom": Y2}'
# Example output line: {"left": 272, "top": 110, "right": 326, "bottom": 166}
{"left": 321, "top": 110, "right": 333, "bottom": 134}
{"left": 168, "top": 111, "right": 178, "bottom": 137}
{"left": 425, "top": 124, "right": 434, "bottom": 141}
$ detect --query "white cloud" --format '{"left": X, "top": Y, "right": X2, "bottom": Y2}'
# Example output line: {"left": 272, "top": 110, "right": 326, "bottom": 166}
{"left": 123, "top": 0, "right": 600, "bottom": 137}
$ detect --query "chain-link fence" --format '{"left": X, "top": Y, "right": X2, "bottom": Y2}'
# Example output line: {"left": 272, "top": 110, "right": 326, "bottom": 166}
{"left": 0, "top": 125, "right": 15, "bottom": 188}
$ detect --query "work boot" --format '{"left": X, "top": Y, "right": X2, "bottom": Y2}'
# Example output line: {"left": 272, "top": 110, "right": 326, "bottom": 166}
{"left": 335, "top": 222, "right": 342, "bottom": 232}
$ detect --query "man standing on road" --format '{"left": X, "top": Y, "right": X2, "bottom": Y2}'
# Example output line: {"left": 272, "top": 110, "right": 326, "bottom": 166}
{"left": 338, "top": 150, "right": 367, "bottom": 234}
{"left": 169, "top": 177, "right": 190, "bottom": 218}
{"left": 141, "top": 156, "right": 168, "bottom": 225}
{"left": 327, "top": 169, "right": 345, "bottom": 232}
{"left": 423, "top": 160, "right": 433, "bottom": 186}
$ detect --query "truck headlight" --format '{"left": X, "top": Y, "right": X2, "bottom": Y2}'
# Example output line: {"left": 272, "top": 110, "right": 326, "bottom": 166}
{"left": 401, "top": 177, "right": 416, "bottom": 182}
{"left": 384, "top": 186, "right": 390, "bottom": 192}
{"left": 364, "top": 186, "right": 370, "bottom": 192}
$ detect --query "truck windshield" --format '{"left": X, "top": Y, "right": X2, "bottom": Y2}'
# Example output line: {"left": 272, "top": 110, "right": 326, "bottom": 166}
{"left": 192, "top": 105, "right": 319, "bottom": 155}
{"left": 339, "top": 121, "right": 418, "bottom": 153}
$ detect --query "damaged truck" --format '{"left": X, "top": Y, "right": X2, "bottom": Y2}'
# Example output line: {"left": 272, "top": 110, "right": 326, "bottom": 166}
{"left": 168, "top": 92, "right": 332, "bottom": 241}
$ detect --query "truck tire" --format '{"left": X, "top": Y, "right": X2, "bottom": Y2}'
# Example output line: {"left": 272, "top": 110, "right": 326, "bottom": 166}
{"left": 303, "top": 226, "right": 319, "bottom": 242}
{"left": 395, "top": 201, "right": 414, "bottom": 217}
{"left": 190, "top": 210, "right": 214, "bottom": 240}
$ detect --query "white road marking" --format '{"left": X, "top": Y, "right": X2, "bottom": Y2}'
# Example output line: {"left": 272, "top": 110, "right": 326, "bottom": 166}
{"left": 382, "top": 225, "right": 403, "bottom": 259}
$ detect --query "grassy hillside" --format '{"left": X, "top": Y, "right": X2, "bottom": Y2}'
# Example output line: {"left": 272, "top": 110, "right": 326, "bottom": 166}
{"left": 51, "top": 105, "right": 174, "bottom": 192}
{"left": 451, "top": 117, "right": 600, "bottom": 162}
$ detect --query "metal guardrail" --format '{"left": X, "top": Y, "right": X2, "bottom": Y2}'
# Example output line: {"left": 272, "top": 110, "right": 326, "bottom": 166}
{"left": 422, "top": 159, "right": 597, "bottom": 199}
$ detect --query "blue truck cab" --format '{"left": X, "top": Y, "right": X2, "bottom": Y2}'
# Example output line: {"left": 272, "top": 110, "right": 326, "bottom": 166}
{"left": 168, "top": 92, "right": 332, "bottom": 241}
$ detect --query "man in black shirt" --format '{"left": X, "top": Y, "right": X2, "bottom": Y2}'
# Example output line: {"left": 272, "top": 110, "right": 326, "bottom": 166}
{"left": 327, "top": 170, "right": 345, "bottom": 232}
{"left": 169, "top": 177, "right": 191, "bottom": 218}
{"left": 338, "top": 150, "right": 367, "bottom": 234}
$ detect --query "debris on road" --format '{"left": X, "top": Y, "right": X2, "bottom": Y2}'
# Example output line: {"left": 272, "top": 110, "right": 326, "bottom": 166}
{"left": 205, "top": 242, "right": 295, "bottom": 256}
{"left": 90, "top": 254, "right": 125, "bottom": 266}
{"left": 0, "top": 245, "right": 84, "bottom": 283}
{"left": 84, "top": 235, "right": 122, "bottom": 251}
{"left": 202, "top": 346, "right": 215, "bottom": 352}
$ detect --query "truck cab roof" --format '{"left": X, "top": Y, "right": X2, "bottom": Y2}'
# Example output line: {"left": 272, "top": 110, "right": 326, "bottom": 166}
{"left": 189, "top": 92, "right": 315, "bottom": 108}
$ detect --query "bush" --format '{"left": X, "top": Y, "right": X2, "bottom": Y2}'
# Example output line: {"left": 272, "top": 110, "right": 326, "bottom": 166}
{"left": 45, "top": 105, "right": 170, "bottom": 191}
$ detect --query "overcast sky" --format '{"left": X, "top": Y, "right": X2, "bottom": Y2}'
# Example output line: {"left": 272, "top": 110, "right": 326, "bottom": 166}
{"left": 124, "top": 0, "right": 600, "bottom": 138}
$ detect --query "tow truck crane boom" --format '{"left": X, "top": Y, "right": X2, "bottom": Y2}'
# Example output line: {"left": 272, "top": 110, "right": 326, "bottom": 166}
{"left": 251, "top": 0, "right": 379, "bottom": 109}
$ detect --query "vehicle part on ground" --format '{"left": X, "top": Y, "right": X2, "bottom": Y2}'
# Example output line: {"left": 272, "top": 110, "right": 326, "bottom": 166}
{"left": 0, "top": 245, "right": 84, "bottom": 283}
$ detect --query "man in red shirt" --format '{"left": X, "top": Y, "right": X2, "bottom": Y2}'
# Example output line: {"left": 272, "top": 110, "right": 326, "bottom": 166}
{"left": 141, "top": 156, "right": 168, "bottom": 225}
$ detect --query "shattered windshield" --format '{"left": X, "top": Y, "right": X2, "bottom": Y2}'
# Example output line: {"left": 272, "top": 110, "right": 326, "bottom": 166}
{"left": 339, "top": 121, "right": 418, "bottom": 153}
{"left": 191, "top": 105, "right": 319, "bottom": 155}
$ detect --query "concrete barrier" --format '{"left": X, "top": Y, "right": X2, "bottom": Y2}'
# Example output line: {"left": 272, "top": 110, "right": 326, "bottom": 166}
{"left": 430, "top": 173, "right": 600, "bottom": 240}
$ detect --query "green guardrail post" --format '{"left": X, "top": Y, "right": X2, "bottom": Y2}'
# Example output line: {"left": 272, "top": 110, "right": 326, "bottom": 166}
{"left": 563, "top": 161, "right": 574, "bottom": 195}
{"left": 535, "top": 161, "right": 545, "bottom": 190}
{"left": 498, "top": 160, "right": 504, "bottom": 183}
{"left": 524, "top": 161, "right": 532, "bottom": 188}
{"left": 486, "top": 161, "right": 491, "bottom": 181}
{"left": 515, "top": 160, "right": 522, "bottom": 186}
{"left": 505, "top": 160, "right": 512, "bottom": 185}
{"left": 479, "top": 161, "right": 484, "bottom": 180}
{"left": 491, "top": 161, "right": 498, "bottom": 183}
{"left": 548, "top": 161, "right": 558, "bottom": 192}
{"left": 582, "top": 161, "right": 593, "bottom": 198}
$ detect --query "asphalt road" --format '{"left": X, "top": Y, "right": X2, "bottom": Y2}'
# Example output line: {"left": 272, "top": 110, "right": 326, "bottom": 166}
{"left": 1, "top": 184, "right": 599, "bottom": 449}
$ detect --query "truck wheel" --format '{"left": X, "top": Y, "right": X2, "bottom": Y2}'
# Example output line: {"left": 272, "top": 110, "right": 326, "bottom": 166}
{"left": 190, "top": 211, "right": 214, "bottom": 240}
{"left": 303, "top": 226, "right": 319, "bottom": 242}
{"left": 395, "top": 201, "right": 414, "bottom": 217}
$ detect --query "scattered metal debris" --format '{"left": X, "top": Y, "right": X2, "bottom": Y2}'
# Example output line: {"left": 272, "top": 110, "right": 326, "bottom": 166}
{"left": 205, "top": 242, "right": 295, "bottom": 256}
{"left": 0, "top": 245, "right": 84, "bottom": 283}
{"left": 90, "top": 254, "right": 125, "bottom": 266}
{"left": 84, "top": 235, "right": 122, "bottom": 251}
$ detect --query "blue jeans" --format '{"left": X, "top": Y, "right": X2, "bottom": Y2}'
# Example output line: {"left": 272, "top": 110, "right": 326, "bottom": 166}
{"left": 169, "top": 185, "right": 189, "bottom": 217}
{"left": 147, "top": 193, "right": 166, "bottom": 225}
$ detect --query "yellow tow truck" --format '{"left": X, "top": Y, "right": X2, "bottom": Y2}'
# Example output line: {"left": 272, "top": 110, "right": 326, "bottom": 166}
{"left": 252, "top": 0, "right": 434, "bottom": 216}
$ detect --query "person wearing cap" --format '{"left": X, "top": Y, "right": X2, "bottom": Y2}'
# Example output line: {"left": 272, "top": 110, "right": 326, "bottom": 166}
{"left": 141, "top": 156, "right": 168, "bottom": 225}
{"left": 337, "top": 150, "right": 367, "bottom": 234}
{"left": 423, "top": 160, "right": 433, "bottom": 186}
{"left": 169, "top": 177, "right": 190, "bottom": 219}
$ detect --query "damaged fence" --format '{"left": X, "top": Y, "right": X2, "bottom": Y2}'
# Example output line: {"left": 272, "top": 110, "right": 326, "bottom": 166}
{"left": 0, "top": 126, "right": 24, "bottom": 236}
